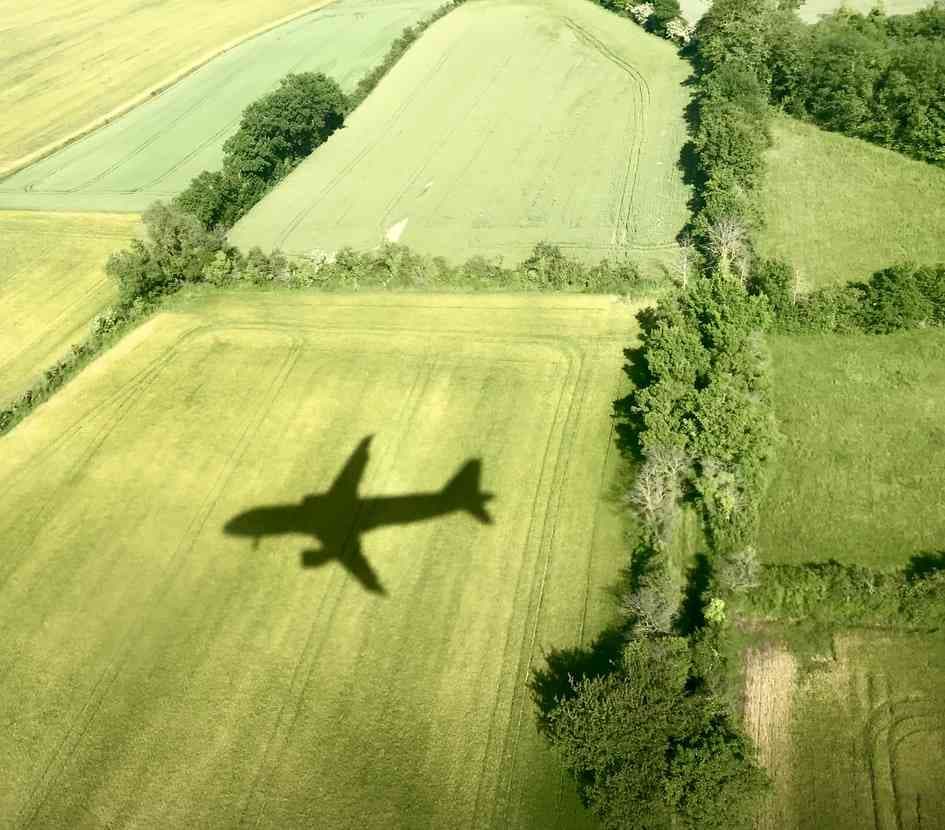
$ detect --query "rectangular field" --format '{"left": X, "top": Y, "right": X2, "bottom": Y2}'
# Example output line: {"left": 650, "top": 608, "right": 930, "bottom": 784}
{"left": 0, "top": 0, "right": 335, "bottom": 172}
{"left": 744, "top": 633, "right": 945, "bottom": 830}
{"left": 0, "top": 291, "right": 638, "bottom": 828}
{"left": 758, "top": 331, "right": 945, "bottom": 568}
{"left": 758, "top": 115, "right": 945, "bottom": 288}
{"left": 0, "top": 0, "right": 444, "bottom": 213}
{"left": 0, "top": 210, "right": 139, "bottom": 405}
{"left": 229, "top": 0, "right": 694, "bottom": 273}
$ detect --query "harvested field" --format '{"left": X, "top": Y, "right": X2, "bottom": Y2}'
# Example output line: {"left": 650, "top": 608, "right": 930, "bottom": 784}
{"left": 757, "top": 115, "right": 945, "bottom": 288}
{"left": 743, "top": 632, "right": 945, "bottom": 830}
{"left": 743, "top": 646, "right": 798, "bottom": 830}
{"left": 0, "top": 0, "right": 334, "bottom": 172}
{"left": 759, "top": 331, "right": 945, "bottom": 568}
{"left": 230, "top": 0, "right": 694, "bottom": 275}
{"left": 0, "top": 0, "right": 444, "bottom": 212}
{"left": 0, "top": 291, "right": 637, "bottom": 828}
{"left": 0, "top": 211, "right": 139, "bottom": 404}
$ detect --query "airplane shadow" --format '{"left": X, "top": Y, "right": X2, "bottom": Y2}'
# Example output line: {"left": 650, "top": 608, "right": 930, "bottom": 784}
{"left": 222, "top": 435, "right": 495, "bottom": 596}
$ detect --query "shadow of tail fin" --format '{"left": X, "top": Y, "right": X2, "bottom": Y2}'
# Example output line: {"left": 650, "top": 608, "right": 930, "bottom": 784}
{"left": 443, "top": 459, "right": 494, "bottom": 524}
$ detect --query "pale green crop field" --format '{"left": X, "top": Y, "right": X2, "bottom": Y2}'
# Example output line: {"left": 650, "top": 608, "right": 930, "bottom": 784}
{"left": 758, "top": 331, "right": 945, "bottom": 569}
{"left": 0, "top": 210, "right": 140, "bottom": 405}
{"left": 758, "top": 115, "right": 945, "bottom": 288}
{"left": 0, "top": 0, "right": 444, "bottom": 213}
{"left": 0, "top": 291, "right": 638, "bottom": 829}
{"left": 230, "top": 0, "right": 694, "bottom": 273}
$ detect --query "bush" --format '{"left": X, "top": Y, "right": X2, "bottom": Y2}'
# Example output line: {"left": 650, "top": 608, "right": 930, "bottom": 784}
{"left": 730, "top": 560, "right": 945, "bottom": 630}
{"left": 106, "top": 202, "right": 227, "bottom": 306}
{"left": 534, "top": 636, "right": 768, "bottom": 830}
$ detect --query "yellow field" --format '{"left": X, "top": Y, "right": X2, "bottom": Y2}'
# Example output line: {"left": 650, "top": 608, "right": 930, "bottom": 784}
{"left": 0, "top": 211, "right": 139, "bottom": 404}
{"left": 0, "top": 291, "right": 636, "bottom": 828}
{"left": 0, "top": 0, "right": 331, "bottom": 173}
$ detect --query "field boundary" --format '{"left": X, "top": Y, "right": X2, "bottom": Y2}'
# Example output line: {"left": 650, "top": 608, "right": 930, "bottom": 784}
{"left": 0, "top": 0, "right": 338, "bottom": 182}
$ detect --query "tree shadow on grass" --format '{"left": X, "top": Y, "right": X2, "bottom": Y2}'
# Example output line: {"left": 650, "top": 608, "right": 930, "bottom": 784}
{"left": 529, "top": 624, "right": 628, "bottom": 733}
{"left": 612, "top": 343, "right": 652, "bottom": 461}
{"left": 676, "top": 552, "right": 711, "bottom": 636}
{"left": 905, "top": 551, "right": 945, "bottom": 581}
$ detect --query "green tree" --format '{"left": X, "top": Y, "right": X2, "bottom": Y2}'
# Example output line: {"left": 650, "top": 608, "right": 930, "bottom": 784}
{"left": 536, "top": 637, "right": 768, "bottom": 830}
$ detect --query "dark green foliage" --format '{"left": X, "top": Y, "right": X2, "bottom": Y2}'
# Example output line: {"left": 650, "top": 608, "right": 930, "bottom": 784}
{"left": 729, "top": 559, "right": 945, "bottom": 630}
{"left": 747, "top": 258, "right": 792, "bottom": 318}
{"left": 175, "top": 73, "right": 346, "bottom": 230}
{"left": 756, "top": 262, "right": 945, "bottom": 335}
{"left": 622, "top": 268, "right": 774, "bottom": 553}
{"left": 534, "top": 637, "right": 768, "bottom": 830}
{"left": 687, "top": 0, "right": 779, "bottom": 270}
{"left": 106, "top": 202, "right": 226, "bottom": 306}
{"left": 859, "top": 264, "right": 935, "bottom": 333}
{"left": 666, "top": 710, "right": 769, "bottom": 830}
{"left": 173, "top": 169, "right": 240, "bottom": 231}
{"left": 768, "top": 4, "right": 945, "bottom": 167}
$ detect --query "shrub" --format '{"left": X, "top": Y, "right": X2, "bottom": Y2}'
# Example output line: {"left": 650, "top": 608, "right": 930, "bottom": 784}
{"left": 535, "top": 636, "right": 769, "bottom": 830}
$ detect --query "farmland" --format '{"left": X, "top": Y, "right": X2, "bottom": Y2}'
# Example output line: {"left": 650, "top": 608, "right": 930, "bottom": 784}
{"left": 0, "top": 0, "right": 335, "bottom": 173}
{"left": 229, "top": 0, "right": 694, "bottom": 273}
{"left": 758, "top": 331, "right": 945, "bottom": 569}
{"left": 0, "top": 211, "right": 139, "bottom": 404}
{"left": 745, "top": 633, "right": 945, "bottom": 830}
{"left": 757, "top": 116, "right": 945, "bottom": 288}
{"left": 0, "top": 0, "right": 445, "bottom": 213}
{"left": 0, "top": 291, "right": 636, "bottom": 829}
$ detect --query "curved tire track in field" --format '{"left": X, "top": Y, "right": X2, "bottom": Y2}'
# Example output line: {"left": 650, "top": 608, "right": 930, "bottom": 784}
{"left": 560, "top": 17, "right": 651, "bottom": 253}
{"left": 864, "top": 674, "right": 945, "bottom": 830}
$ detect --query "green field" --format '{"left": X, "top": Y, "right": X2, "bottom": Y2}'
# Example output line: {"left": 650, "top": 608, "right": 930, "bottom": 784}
{"left": 0, "top": 0, "right": 443, "bottom": 213}
{"left": 745, "top": 633, "right": 945, "bottom": 830}
{"left": 230, "top": 0, "right": 694, "bottom": 273}
{"left": 757, "top": 115, "right": 945, "bottom": 288}
{"left": 0, "top": 291, "right": 638, "bottom": 828}
{"left": 758, "top": 331, "right": 945, "bottom": 569}
{"left": 0, "top": 211, "right": 139, "bottom": 405}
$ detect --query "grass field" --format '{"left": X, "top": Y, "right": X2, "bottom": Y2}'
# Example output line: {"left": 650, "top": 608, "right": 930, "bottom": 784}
{"left": 0, "top": 0, "right": 335, "bottom": 173}
{"left": 745, "top": 633, "right": 945, "bottom": 830}
{"left": 757, "top": 115, "right": 945, "bottom": 288}
{"left": 678, "top": 0, "right": 936, "bottom": 23}
{"left": 230, "top": 0, "right": 694, "bottom": 274}
{"left": 0, "top": 0, "right": 444, "bottom": 213}
{"left": 758, "top": 331, "right": 945, "bottom": 569}
{"left": 0, "top": 291, "right": 638, "bottom": 828}
{"left": 0, "top": 211, "right": 139, "bottom": 405}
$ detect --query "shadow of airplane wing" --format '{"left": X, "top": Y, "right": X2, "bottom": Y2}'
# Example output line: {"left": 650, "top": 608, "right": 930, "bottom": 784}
{"left": 344, "top": 539, "right": 386, "bottom": 595}
{"left": 326, "top": 435, "right": 372, "bottom": 500}
{"left": 300, "top": 539, "right": 385, "bottom": 595}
